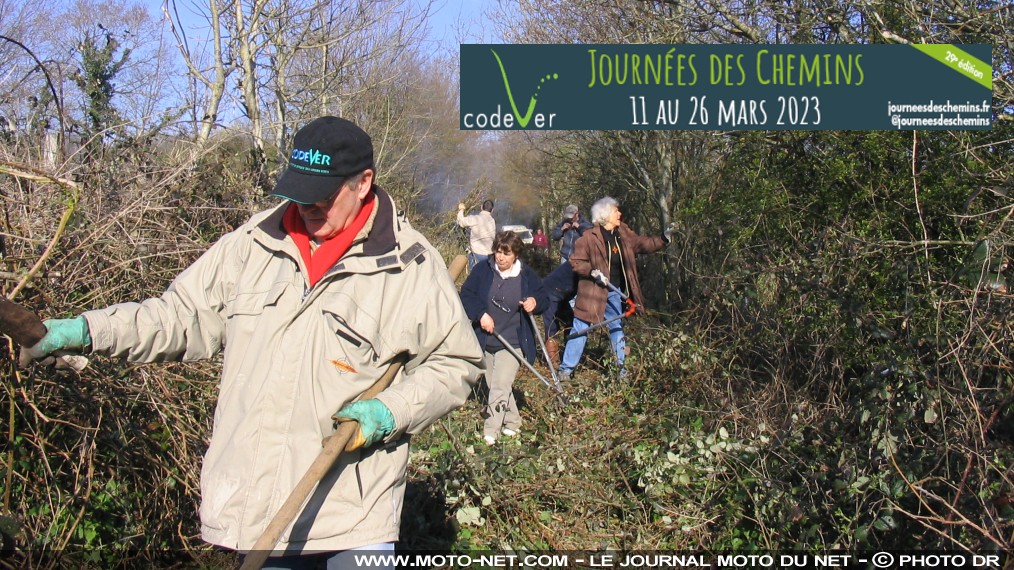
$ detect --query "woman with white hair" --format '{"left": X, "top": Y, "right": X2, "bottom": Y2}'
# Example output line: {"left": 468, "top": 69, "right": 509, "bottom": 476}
{"left": 558, "top": 197, "right": 674, "bottom": 380}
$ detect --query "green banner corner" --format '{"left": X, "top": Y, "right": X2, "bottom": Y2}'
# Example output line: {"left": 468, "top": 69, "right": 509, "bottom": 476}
{"left": 912, "top": 44, "right": 992, "bottom": 90}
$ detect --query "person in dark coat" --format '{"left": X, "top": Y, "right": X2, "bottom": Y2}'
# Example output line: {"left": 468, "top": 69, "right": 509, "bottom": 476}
{"left": 460, "top": 231, "right": 549, "bottom": 444}
{"left": 540, "top": 260, "right": 579, "bottom": 366}
{"left": 551, "top": 204, "right": 593, "bottom": 263}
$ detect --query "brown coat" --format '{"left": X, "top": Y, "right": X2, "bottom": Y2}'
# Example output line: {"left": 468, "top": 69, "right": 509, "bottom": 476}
{"left": 569, "top": 223, "right": 665, "bottom": 324}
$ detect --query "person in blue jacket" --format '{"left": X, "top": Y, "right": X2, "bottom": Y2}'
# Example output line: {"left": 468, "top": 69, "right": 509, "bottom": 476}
{"left": 551, "top": 204, "right": 593, "bottom": 263}
{"left": 540, "top": 260, "right": 579, "bottom": 366}
{"left": 460, "top": 231, "right": 550, "bottom": 445}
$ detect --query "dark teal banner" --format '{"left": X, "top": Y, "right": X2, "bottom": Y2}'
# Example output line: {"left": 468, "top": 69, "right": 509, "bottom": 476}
{"left": 459, "top": 44, "right": 993, "bottom": 130}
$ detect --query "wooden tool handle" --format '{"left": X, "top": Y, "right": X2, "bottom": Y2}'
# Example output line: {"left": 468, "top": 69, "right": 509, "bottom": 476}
{"left": 239, "top": 353, "right": 408, "bottom": 570}
{"left": 0, "top": 296, "right": 47, "bottom": 348}
{"left": 447, "top": 255, "right": 468, "bottom": 284}
{"left": 0, "top": 297, "right": 90, "bottom": 371}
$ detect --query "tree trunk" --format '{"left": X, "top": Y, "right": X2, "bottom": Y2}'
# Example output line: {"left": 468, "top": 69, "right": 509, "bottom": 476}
{"left": 235, "top": 0, "right": 264, "bottom": 159}
{"left": 197, "top": 0, "right": 228, "bottom": 144}
{"left": 166, "top": 0, "right": 230, "bottom": 146}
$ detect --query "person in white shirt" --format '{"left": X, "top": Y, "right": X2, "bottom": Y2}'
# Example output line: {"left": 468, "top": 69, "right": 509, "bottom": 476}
{"left": 457, "top": 199, "right": 496, "bottom": 269}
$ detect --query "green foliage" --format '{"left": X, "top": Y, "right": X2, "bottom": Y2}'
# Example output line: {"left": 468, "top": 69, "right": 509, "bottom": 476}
{"left": 71, "top": 28, "right": 131, "bottom": 140}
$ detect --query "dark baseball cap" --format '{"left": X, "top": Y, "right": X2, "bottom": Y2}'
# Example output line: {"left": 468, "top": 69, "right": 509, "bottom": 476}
{"left": 271, "top": 116, "right": 374, "bottom": 204}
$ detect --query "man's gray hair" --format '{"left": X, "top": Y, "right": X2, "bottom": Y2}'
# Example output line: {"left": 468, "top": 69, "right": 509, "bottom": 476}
{"left": 338, "top": 169, "right": 371, "bottom": 194}
{"left": 591, "top": 197, "right": 619, "bottom": 225}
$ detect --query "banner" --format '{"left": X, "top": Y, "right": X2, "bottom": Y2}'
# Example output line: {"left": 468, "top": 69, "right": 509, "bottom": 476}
{"left": 349, "top": 550, "right": 1006, "bottom": 569}
{"left": 459, "top": 44, "right": 993, "bottom": 130}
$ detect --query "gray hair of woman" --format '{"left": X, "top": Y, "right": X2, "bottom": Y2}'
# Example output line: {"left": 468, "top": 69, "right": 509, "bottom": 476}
{"left": 590, "top": 196, "right": 619, "bottom": 225}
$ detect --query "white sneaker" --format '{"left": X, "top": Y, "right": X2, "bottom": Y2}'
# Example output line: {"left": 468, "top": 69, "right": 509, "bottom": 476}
{"left": 501, "top": 428, "right": 518, "bottom": 437}
{"left": 483, "top": 435, "right": 497, "bottom": 445}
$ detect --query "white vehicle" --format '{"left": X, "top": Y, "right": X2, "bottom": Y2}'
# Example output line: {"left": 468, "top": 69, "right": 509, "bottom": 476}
{"left": 500, "top": 225, "right": 534, "bottom": 244}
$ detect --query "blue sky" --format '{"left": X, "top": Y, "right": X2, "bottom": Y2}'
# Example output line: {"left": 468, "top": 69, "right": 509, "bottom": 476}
{"left": 155, "top": 0, "right": 494, "bottom": 53}
{"left": 424, "top": 0, "right": 495, "bottom": 49}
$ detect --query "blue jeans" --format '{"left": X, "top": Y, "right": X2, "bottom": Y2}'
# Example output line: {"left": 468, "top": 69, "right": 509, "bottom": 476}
{"left": 468, "top": 253, "right": 488, "bottom": 269}
{"left": 560, "top": 290, "right": 625, "bottom": 374}
{"left": 246, "top": 544, "right": 395, "bottom": 570}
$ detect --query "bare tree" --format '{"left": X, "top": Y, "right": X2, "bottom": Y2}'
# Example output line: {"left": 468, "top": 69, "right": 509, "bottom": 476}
{"left": 167, "top": 0, "right": 435, "bottom": 172}
{"left": 46, "top": 0, "right": 181, "bottom": 138}
{"left": 0, "top": 0, "right": 68, "bottom": 163}
{"left": 165, "top": 0, "right": 232, "bottom": 144}
{"left": 263, "top": 0, "right": 433, "bottom": 162}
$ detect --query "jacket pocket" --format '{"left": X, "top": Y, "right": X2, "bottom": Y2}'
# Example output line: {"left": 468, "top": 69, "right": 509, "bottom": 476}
{"left": 286, "top": 452, "right": 366, "bottom": 542}
{"left": 222, "top": 282, "right": 288, "bottom": 354}
{"left": 225, "top": 280, "right": 287, "bottom": 317}
{"left": 320, "top": 293, "right": 384, "bottom": 364}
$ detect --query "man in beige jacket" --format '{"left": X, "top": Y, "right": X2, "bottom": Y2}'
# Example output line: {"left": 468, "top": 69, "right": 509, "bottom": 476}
{"left": 456, "top": 199, "right": 496, "bottom": 269}
{"left": 22, "top": 117, "right": 484, "bottom": 568}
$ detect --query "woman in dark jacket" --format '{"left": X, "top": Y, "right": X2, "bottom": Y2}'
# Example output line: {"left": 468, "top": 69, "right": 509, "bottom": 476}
{"left": 460, "top": 231, "right": 549, "bottom": 445}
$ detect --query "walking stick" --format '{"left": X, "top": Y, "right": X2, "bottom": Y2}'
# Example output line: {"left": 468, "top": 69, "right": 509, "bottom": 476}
{"left": 239, "top": 255, "right": 468, "bottom": 570}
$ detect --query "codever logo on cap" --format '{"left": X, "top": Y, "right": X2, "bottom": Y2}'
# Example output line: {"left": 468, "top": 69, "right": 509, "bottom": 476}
{"left": 290, "top": 148, "right": 333, "bottom": 174}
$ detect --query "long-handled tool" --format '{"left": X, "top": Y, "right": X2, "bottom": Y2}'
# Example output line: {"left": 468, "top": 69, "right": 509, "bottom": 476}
{"left": 240, "top": 255, "right": 468, "bottom": 570}
{"left": 0, "top": 296, "right": 89, "bottom": 370}
{"left": 566, "top": 270, "right": 637, "bottom": 340}
{"left": 492, "top": 330, "right": 569, "bottom": 406}
{"left": 239, "top": 353, "right": 407, "bottom": 570}
{"left": 0, "top": 296, "right": 47, "bottom": 348}
{"left": 526, "top": 312, "right": 565, "bottom": 395}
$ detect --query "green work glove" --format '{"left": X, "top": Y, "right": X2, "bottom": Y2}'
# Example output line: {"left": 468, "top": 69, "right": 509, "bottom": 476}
{"left": 19, "top": 316, "right": 91, "bottom": 369}
{"left": 332, "top": 399, "right": 395, "bottom": 451}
